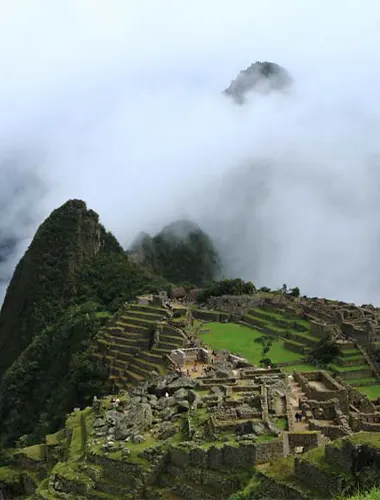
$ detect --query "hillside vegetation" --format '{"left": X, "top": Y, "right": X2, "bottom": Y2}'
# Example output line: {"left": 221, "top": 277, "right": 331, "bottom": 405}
{"left": 0, "top": 199, "right": 172, "bottom": 446}
{"left": 129, "top": 219, "right": 221, "bottom": 287}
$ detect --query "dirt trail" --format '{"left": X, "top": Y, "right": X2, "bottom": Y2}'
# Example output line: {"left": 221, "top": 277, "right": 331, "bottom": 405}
{"left": 288, "top": 377, "right": 309, "bottom": 431}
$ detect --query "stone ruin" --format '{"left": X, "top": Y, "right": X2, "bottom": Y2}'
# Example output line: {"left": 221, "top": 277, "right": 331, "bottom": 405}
{"left": 290, "top": 370, "right": 380, "bottom": 441}
{"left": 167, "top": 346, "right": 249, "bottom": 370}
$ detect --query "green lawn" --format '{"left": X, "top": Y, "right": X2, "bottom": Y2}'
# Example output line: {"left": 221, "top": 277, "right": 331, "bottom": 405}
{"left": 357, "top": 385, "right": 380, "bottom": 400}
{"left": 283, "top": 363, "right": 320, "bottom": 373}
{"left": 329, "top": 363, "right": 369, "bottom": 373}
{"left": 200, "top": 322, "right": 302, "bottom": 366}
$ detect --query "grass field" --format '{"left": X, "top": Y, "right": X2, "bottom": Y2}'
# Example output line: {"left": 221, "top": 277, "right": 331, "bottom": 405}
{"left": 357, "top": 385, "right": 380, "bottom": 400}
{"left": 200, "top": 322, "right": 302, "bottom": 366}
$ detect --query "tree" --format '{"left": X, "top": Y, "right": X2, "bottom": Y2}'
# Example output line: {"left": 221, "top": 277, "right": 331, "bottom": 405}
{"left": 309, "top": 337, "right": 340, "bottom": 365}
{"left": 254, "top": 336, "right": 273, "bottom": 367}
{"left": 196, "top": 278, "right": 255, "bottom": 303}
{"left": 288, "top": 286, "right": 300, "bottom": 297}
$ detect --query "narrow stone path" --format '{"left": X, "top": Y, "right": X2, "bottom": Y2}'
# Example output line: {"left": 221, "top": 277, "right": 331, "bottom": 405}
{"left": 288, "top": 377, "right": 309, "bottom": 431}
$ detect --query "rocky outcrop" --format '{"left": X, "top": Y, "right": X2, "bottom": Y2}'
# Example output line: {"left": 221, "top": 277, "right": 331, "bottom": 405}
{"left": 224, "top": 61, "right": 292, "bottom": 104}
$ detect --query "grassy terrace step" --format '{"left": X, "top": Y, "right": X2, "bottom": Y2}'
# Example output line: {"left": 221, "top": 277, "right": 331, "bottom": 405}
{"left": 350, "top": 377, "right": 379, "bottom": 386}
{"left": 124, "top": 370, "right": 144, "bottom": 382}
{"left": 329, "top": 363, "right": 370, "bottom": 372}
{"left": 139, "top": 351, "right": 165, "bottom": 363}
{"left": 357, "top": 385, "right": 380, "bottom": 400}
{"left": 132, "top": 357, "right": 166, "bottom": 374}
{"left": 113, "top": 359, "right": 128, "bottom": 372}
{"left": 105, "top": 331, "right": 149, "bottom": 343}
{"left": 109, "top": 350, "right": 134, "bottom": 363}
{"left": 105, "top": 328, "right": 149, "bottom": 339}
{"left": 124, "top": 310, "right": 167, "bottom": 321}
{"left": 244, "top": 313, "right": 317, "bottom": 342}
{"left": 250, "top": 307, "right": 310, "bottom": 328}
{"left": 257, "top": 456, "right": 319, "bottom": 499}
{"left": 336, "top": 355, "right": 365, "bottom": 366}
{"left": 338, "top": 353, "right": 364, "bottom": 361}
{"left": 340, "top": 349, "right": 362, "bottom": 358}
{"left": 105, "top": 336, "right": 149, "bottom": 350}
{"left": 118, "top": 315, "right": 157, "bottom": 327}
{"left": 128, "top": 362, "right": 157, "bottom": 378}
{"left": 160, "top": 333, "right": 185, "bottom": 343}
{"left": 130, "top": 304, "right": 167, "bottom": 314}
{"left": 112, "top": 322, "right": 148, "bottom": 333}
{"left": 151, "top": 347, "right": 175, "bottom": 356}
{"left": 108, "top": 342, "right": 145, "bottom": 356}
{"left": 283, "top": 363, "right": 321, "bottom": 373}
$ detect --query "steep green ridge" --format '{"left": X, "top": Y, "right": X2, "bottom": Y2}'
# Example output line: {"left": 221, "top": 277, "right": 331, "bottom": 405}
{"left": 0, "top": 199, "right": 101, "bottom": 376}
{"left": 129, "top": 219, "right": 221, "bottom": 286}
{"left": 0, "top": 200, "right": 171, "bottom": 447}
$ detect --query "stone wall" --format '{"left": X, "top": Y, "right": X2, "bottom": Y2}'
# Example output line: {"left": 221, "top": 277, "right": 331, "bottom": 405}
{"left": 307, "top": 398, "right": 339, "bottom": 420}
{"left": 207, "top": 295, "right": 263, "bottom": 316}
{"left": 308, "top": 420, "right": 350, "bottom": 440}
{"left": 294, "top": 371, "right": 349, "bottom": 414}
{"left": 255, "top": 471, "right": 309, "bottom": 499}
{"left": 324, "top": 441, "right": 353, "bottom": 472}
{"left": 284, "top": 341, "right": 306, "bottom": 355}
{"left": 284, "top": 432, "right": 322, "bottom": 454}
{"left": 348, "top": 386, "right": 376, "bottom": 413}
{"left": 294, "top": 457, "right": 347, "bottom": 498}
{"left": 309, "top": 321, "right": 330, "bottom": 338}
{"left": 169, "top": 439, "right": 284, "bottom": 471}
{"left": 339, "top": 369, "right": 373, "bottom": 380}
{"left": 88, "top": 453, "right": 143, "bottom": 488}
{"left": 192, "top": 309, "right": 231, "bottom": 323}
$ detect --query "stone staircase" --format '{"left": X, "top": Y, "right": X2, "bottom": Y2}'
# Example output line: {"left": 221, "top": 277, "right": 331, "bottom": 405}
{"left": 95, "top": 304, "right": 188, "bottom": 390}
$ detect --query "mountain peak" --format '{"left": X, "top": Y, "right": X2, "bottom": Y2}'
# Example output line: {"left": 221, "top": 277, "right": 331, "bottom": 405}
{"left": 224, "top": 60, "right": 292, "bottom": 103}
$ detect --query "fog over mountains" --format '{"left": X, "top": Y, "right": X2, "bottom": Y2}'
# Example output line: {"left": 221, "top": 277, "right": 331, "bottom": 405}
{"left": 1, "top": 1, "right": 380, "bottom": 305}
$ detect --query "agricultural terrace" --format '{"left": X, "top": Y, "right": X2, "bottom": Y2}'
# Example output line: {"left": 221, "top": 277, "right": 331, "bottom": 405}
{"left": 199, "top": 305, "right": 380, "bottom": 399}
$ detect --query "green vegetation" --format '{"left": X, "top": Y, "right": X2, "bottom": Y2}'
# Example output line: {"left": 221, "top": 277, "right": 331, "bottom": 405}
{"left": 0, "top": 200, "right": 100, "bottom": 376}
{"left": 196, "top": 278, "right": 255, "bottom": 303}
{"left": 129, "top": 219, "right": 220, "bottom": 287}
{"left": 346, "top": 488, "right": 380, "bottom": 500}
{"left": 200, "top": 322, "right": 301, "bottom": 365}
{"left": 357, "top": 386, "right": 380, "bottom": 400}
{"left": 308, "top": 336, "right": 341, "bottom": 365}
{"left": 0, "top": 200, "right": 171, "bottom": 447}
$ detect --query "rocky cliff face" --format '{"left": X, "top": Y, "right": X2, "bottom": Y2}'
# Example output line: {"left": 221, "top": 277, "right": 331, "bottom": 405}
{"left": 0, "top": 199, "right": 103, "bottom": 376}
{"left": 224, "top": 61, "right": 292, "bottom": 103}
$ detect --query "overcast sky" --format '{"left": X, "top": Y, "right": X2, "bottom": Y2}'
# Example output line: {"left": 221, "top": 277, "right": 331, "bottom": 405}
{"left": 1, "top": 1, "right": 380, "bottom": 305}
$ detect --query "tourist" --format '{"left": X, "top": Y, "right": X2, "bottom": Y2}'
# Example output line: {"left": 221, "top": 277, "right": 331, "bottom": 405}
{"left": 295, "top": 412, "right": 300, "bottom": 422}
{"left": 165, "top": 392, "right": 169, "bottom": 398}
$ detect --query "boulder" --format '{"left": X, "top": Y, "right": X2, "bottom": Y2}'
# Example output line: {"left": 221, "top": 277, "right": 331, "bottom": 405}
{"left": 173, "top": 388, "right": 188, "bottom": 400}
{"left": 94, "top": 417, "right": 106, "bottom": 429}
{"left": 168, "top": 377, "right": 196, "bottom": 390}
{"left": 177, "top": 400, "right": 190, "bottom": 412}
{"left": 132, "top": 435, "right": 145, "bottom": 444}
{"left": 252, "top": 422, "right": 266, "bottom": 436}
{"left": 114, "top": 403, "right": 153, "bottom": 440}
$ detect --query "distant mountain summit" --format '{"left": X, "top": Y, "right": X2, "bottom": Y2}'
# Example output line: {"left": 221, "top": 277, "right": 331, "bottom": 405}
{"left": 224, "top": 61, "right": 292, "bottom": 103}
{"left": 129, "top": 219, "right": 221, "bottom": 286}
